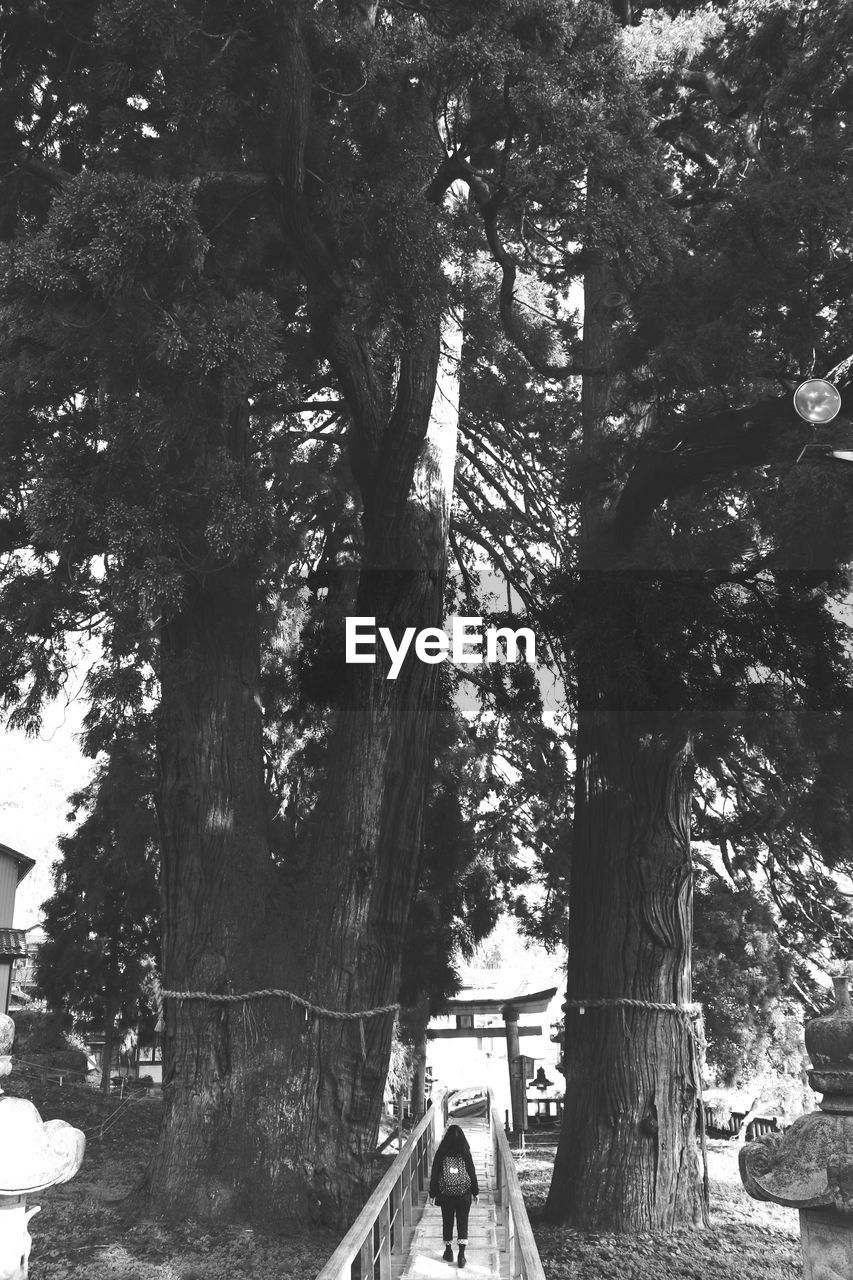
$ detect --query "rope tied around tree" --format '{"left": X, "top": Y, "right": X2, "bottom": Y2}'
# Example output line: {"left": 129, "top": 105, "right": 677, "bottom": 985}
{"left": 563, "top": 997, "right": 710, "bottom": 1210}
{"left": 152, "top": 977, "right": 399, "bottom": 1061}
{"left": 563, "top": 997, "right": 702, "bottom": 1019}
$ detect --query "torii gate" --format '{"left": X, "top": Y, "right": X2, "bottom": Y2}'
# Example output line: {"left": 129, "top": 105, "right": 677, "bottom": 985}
{"left": 429, "top": 986, "right": 557, "bottom": 1134}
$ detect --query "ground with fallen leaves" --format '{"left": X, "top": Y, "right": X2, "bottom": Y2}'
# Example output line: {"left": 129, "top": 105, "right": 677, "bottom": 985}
{"left": 7, "top": 1077, "right": 338, "bottom": 1280}
{"left": 519, "top": 1131, "right": 801, "bottom": 1280}
{"left": 10, "top": 1078, "right": 801, "bottom": 1279}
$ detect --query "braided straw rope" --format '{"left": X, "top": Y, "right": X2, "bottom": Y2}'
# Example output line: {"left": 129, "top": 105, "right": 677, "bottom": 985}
{"left": 563, "top": 997, "right": 702, "bottom": 1018}
{"left": 152, "top": 977, "right": 399, "bottom": 1060}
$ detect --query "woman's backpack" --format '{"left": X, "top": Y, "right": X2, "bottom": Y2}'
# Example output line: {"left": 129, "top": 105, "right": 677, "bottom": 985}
{"left": 438, "top": 1154, "right": 472, "bottom": 1197}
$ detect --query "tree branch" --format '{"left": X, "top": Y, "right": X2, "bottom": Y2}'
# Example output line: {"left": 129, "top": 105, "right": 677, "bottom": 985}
{"left": 427, "top": 153, "right": 601, "bottom": 378}
{"left": 611, "top": 364, "right": 853, "bottom": 544}
{"left": 478, "top": 193, "right": 601, "bottom": 379}
{"left": 368, "top": 328, "right": 442, "bottom": 543}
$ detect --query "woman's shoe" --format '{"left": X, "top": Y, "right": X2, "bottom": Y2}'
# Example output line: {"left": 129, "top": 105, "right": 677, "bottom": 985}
{"left": 442, "top": 1245, "right": 454, "bottom": 1263}
{"left": 457, "top": 1243, "right": 467, "bottom": 1268}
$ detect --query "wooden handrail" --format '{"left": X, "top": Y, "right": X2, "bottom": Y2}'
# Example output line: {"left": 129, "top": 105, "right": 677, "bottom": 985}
{"left": 486, "top": 1089, "right": 547, "bottom": 1280}
{"left": 314, "top": 1087, "right": 545, "bottom": 1280}
{"left": 315, "top": 1092, "right": 447, "bottom": 1280}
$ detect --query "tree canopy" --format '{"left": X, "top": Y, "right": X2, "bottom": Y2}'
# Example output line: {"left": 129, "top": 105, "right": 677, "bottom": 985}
{"left": 36, "top": 733, "right": 159, "bottom": 1089}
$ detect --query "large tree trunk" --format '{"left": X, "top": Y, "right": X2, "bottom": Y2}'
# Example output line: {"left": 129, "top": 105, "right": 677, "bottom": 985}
{"left": 145, "top": 560, "right": 445, "bottom": 1226}
{"left": 144, "top": 564, "right": 277, "bottom": 1218}
{"left": 544, "top": 601, "right": 705, "bottom": 1228}
{"left": 144, "top": 322, "right": 459, "bottom": 1227}
{"left": 268, "top": 560, "right": 448, "bottom": 1225}
{"left": 545, "top": 236, "right": 705, "bottom": 1228}
{"left": 268, "top": 326, "right": 460, "bottom": 1224}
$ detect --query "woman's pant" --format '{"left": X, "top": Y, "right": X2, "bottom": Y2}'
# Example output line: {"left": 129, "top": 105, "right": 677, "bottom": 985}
{"left": 441, "top": 1197, "right": 470, "bottom": 1242}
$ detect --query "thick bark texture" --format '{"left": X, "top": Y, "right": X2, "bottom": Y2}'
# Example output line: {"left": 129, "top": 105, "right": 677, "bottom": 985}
{"left": 145, "top": 559, "right": 446, "bottom": 1226}
{"left": 272, "top": 323, "right": 459, "bottom": 1222}
{"left": 273, "top": 560, "right": 447, "bottom": 1225}
{"left": 544, "top": 637, "right": 705, "bottom": 1229}
{"left": 144, "top": 322, "right": 457, "bottom": 1226}
{"left": 144, "top": 566, "right": 277, "bottom": 1218}
{"left": 546, "top": 237, "right": 705, "bottom": 1229}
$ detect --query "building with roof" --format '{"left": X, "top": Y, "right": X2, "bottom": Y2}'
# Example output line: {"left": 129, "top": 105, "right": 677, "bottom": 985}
{"left": 0, "top": 841, "right": 36, "bottom": 1013}
{"left": 10, "top": 922, "right": 46, "bottom": 1007}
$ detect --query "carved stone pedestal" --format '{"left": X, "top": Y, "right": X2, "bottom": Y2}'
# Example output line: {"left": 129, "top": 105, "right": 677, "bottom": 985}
{"left": 0, "top": 1200, "right": 39, "bottom": 1280}
{"left": 799, "top": 1208, "right": 853, "bottom": 1280}
{"left": 0, "top": 1014, "right": 85, "bottom": 1280}
{"left": 740, "top": 973, "right": 853, "bottom": 1280}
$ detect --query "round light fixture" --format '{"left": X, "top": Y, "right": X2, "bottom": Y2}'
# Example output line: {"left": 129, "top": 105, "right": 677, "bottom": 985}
{"left": 793, "top": 378, "right": 842, "bottom": 423}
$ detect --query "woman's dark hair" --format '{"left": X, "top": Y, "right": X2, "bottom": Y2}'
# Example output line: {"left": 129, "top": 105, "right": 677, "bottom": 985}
{"left": 435, "top": 1124, "right": 471, "bottom": 1160}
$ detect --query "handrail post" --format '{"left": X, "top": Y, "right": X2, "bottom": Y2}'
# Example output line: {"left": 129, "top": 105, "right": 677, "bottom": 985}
{"left": 486, "top": 1087, "right": 546, "bottom": 1280}
{"left": 398, "top": 1169, "right": 408, "bottom": 1234}
{"left": 314, "top": 1091, "right": 446, "bottom": 1280}
{"left": 492, "top": 1099, "right": 503, "bottom": 1210}
{"left": 506, "top": 1194, "right": 513, "bottom": 1258}
{"left": 359, "top": 1229, "right": 374, "bottom": 1280}
{"left": 378, "top": 1197, "right": 391, "bottom": 1280}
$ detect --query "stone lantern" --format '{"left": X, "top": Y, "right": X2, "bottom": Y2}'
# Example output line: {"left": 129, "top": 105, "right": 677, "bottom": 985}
{"left": 740, "top": 971, "right": 853, "bottom": 1280}
{"left": 0, "top": 1013, "right": 85, "bottom": 1280}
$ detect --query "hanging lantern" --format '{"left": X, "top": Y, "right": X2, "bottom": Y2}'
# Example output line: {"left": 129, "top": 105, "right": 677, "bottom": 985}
{"left": 793, "top": 379, "right": 842, "bottom": 423}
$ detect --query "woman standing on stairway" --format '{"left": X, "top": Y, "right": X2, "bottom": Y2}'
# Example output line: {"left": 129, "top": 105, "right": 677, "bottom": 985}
{"left": 429, "top": 1124, "right": 480, "bottom": 1268}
